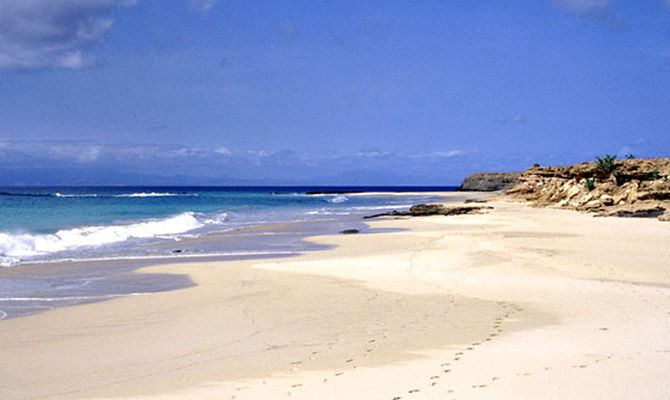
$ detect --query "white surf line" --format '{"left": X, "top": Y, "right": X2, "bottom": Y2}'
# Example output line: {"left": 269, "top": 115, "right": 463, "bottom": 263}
{"left": 0, "top": 292, "right": 154, "bottom": 302}
{"left": 0, "top": 310, "right": 7, "bottom": 320}
{"left": 30, "top": 250, "right": 304, "bottom": 265}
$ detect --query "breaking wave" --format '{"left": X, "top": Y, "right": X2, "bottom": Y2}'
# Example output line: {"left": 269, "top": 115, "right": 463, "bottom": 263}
{"left": 54, "top": 192, "right": 198, "bottom": 198}
{"left": 327, "top": 194, "right": 349, "bottom": 203}
{"left": 0, "top": 212, "right": 225, "bottom": 266}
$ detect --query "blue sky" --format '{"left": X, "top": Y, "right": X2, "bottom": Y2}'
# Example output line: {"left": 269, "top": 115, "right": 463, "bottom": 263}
{"left": 0, "top": 0, "right": 669, "bottom": 185}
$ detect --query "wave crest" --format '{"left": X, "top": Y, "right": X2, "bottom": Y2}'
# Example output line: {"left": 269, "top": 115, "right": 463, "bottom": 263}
{"left": 0, "top": 212, "right": 206, "bottom": 266}
{"left": 54, "top": 192, "right": 197, "bottom": 198}
{"left": 327, "top": 194, "right": 349, "bottom": 203}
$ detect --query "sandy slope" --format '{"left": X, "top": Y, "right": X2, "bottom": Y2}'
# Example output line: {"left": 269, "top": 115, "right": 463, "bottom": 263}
{"left": 1, "top": 194, "right": 669, "bottom": 400}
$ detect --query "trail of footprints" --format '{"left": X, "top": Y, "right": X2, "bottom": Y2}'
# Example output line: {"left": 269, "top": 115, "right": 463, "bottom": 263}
{"left": 390, "top": 301, "right": 524, "bottom": 400}
{"left": 231, "top": 299, "right": 528, "bottom": 399}
{"left": 271, "top": 297, "right": 463, "bottom": 398}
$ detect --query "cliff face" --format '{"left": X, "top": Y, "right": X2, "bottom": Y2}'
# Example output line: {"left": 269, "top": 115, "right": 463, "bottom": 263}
{"left": 506, "top": 158, "right": 670, "bottom": 221}
{"left": 460, "top": 172, "right": 522, "bottom": 191}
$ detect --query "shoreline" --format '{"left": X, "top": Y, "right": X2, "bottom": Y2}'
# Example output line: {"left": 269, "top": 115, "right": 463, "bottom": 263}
{"left": 0, "top": 191, "right": 464, "bottom": 320}
{"left": 1, "top": 195, "right": 669, "bottom": 399}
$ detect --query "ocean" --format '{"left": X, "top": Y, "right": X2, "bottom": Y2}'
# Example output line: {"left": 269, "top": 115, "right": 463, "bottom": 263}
{"left": 0, "top": 186, "right": 460, "bottom": 320}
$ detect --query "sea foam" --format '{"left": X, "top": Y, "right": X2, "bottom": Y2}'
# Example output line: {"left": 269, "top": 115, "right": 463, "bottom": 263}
{"left": 54, "top": 192, "right": 197, "bottom": 198}
{"left": 0, "top": 212, "right": 210, "bottom": 266}
{"left": 327, "top": 194, "right": 349, "bottom": 203}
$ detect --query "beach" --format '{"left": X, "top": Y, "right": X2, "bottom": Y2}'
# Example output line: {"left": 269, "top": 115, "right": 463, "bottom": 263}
{"left": 1, "top": 192, "right": 669, "bottom": 399}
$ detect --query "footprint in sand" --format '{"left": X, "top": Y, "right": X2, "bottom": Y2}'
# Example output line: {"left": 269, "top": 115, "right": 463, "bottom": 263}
{"left": 408, "top": 389, "right": 420, "bottom": 393}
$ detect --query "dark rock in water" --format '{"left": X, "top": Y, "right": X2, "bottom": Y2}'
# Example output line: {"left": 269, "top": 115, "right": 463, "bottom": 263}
{"left": 172, "top": 249, "right": 183, "bottom": 253}
{"left": 363, "top": 210, "right": 406, "bottom": 219}
{"left": 464, "top": 199, "right": 489, "bottom": 203}
{"left": 340, "top": 229, "right": 360, "bottom": 234}
{"left": 364, "top": 204, "right": 493, "bottom": 219}
{"left": 460, "top": 172, "right": 522, "bottom": 192}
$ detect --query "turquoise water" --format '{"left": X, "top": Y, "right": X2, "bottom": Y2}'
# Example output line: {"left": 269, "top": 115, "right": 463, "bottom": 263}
{"left": 0, "top": 186, "right": 456, "bottom": 266}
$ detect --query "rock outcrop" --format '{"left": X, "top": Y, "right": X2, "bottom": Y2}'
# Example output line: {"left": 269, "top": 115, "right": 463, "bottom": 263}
{"left": 460, "top": 172, "right": 522, "bottom": 191}
{"left": 364, "top": 204, "right": 493, "bottom": 219}
{"left": 506, "top": 158, "right": 670, "bottom": 221}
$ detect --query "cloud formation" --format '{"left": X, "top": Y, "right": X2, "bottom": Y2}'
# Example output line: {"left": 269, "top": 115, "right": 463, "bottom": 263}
{"left": 0, "top": 0, "right": 135, "bottom": 71}
{"left": 188, "top": 0, "right": 218, "bottom": 12}
{"left": 552, "top": 0, "right": 611, "bottom": 17}
{"left": 496, "top": 114, "right": 527, "bottom": 125}
{"left": 0, "top": 140, "right": 473, "bottom": 185}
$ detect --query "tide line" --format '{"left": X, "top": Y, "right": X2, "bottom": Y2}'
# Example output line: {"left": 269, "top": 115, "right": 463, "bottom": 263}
{"left": 0, "top": 292, "right": 153, "bottom": 302}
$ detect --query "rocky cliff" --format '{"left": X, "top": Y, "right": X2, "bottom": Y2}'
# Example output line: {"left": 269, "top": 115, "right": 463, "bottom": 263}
{"left": 460, "top": 172, "right": 522, "bottom": 191}
{"left": 506, "top": 157, "right": 670, "bottom": 221}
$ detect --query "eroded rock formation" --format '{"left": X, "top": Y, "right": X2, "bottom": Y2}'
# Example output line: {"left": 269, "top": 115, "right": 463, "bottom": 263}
{"left": 506, "top": 158, "right": 670, "bottom": 221}
{"left": 460, "top": 172, "right": 522, "bottom": 191}
{"left": 364, "top": 204, "right": 493, "bottom": 219}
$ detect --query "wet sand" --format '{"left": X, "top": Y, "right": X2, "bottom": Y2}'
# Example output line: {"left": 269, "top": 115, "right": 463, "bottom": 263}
{"left": 1, "top": 193, "right": 669, "bottom": 399}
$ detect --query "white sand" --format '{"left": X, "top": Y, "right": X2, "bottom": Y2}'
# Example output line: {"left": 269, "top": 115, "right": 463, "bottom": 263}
{"left": 1, "top": 196, "right": 669, "bottom": 399}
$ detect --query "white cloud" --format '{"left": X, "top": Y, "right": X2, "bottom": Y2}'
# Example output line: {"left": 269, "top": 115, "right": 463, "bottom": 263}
{"left": 355, "top": 149, "right": 392, "bottom": 158}
{"left": 553, "top": 0, "right": 610, "bottom": 16}
{"left": 214, "top": 147, "right": 232, "bottom": 156}
{"left": 429, "top": 150, "right": 463, "bottom": 158}
{"left": 496, "top": 114, "right": 527, "bottom": 125}
{"left": 77, "top": 146, "right": 101, "bottom": 162}
{"left": 410, "top": 150, "right": 463, "bottom": 159}
{"left": 188, "top": 0, "right": 218, "bottom": 12}
{"left": 46, "top": 143, "right": 102, "bottom": 163}
{"left": 0, "top": 0, "right": 136, "bottom": 71}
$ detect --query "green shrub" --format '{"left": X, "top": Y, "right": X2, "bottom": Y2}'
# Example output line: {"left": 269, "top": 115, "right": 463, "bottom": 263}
{"left": 645, "top": 169, "right": 661, "bottom": 181}
{"left": 625, "top": 154, "right": 636, "bottom": 159}
{"left": 584, "top": 178, "right": 596, "bottom": 191}
{"left": 595, "top": 154, "right": 620, "bottom": 176}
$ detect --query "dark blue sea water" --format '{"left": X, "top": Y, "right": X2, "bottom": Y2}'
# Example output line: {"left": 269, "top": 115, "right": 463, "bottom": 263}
{"left": 0, "top": 186, "right": 456, "bottom": 267}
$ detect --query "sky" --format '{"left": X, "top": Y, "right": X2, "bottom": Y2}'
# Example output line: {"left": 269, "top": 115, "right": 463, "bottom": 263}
{"left": 0, "top": 0, "right": 669, "bottom": 185}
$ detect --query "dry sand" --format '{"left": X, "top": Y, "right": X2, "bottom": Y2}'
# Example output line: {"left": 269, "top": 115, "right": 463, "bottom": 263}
{"left": 1, "top": 194, "right": 669, "bottom": 399}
